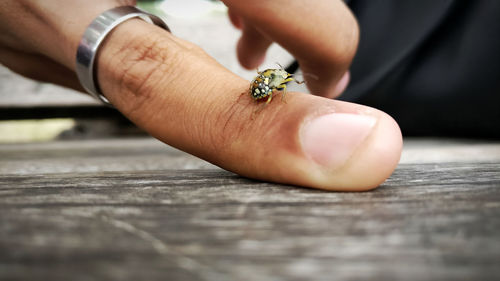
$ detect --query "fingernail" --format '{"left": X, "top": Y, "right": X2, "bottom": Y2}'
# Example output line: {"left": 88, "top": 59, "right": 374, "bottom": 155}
{"left": 301, "top": 113, "right": 376, "bottom": 168}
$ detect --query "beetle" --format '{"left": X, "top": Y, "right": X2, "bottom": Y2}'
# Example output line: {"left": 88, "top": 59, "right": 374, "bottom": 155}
{"left": 249, "top": 65, "right": 304, "bottom": 105}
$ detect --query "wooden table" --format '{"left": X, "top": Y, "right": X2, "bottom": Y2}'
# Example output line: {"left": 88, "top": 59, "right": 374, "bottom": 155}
{"left": 1, "top": 138, "right": 499, "bottom": 281}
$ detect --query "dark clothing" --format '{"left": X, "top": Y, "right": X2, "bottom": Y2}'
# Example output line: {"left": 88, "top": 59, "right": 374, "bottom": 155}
{"left": 341, "top": 0, "right": 500, "bottom": 137}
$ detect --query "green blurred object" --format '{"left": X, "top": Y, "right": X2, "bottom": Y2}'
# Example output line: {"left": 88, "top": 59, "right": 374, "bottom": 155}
{"left": 0, "top": 119, "right": 75, "bottom": 143}
{"left": 136, "top": 0, "right": 162, "bottom": 15}
{"left": 137, "top": 0, "right": 226, "bottom": 19}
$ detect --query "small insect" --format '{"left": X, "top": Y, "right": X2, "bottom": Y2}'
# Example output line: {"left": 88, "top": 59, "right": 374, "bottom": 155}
{"left": 249, "top": 64, "right": 304, "bottom": 105}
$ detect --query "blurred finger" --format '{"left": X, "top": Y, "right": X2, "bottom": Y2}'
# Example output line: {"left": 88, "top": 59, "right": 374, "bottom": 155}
{"left": 0, "top": 47, "right": 83, "bottom": 91}
{"left": 228, "top": 8, "right": 243, "bottom": 29}
{"left": 237, "top": 23, "right": 272, "bottom": 69}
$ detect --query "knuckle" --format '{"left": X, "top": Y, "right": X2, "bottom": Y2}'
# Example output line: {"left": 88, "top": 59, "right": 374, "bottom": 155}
{"left": 116, "top": 37, "right": 166, "bottom": 95}
{"left": 105, "top": 31, "right": 182, "bottom": 114}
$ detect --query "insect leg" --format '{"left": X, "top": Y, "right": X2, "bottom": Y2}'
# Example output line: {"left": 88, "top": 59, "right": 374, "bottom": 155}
{"left": 265, "top": 91, "right": 273, "bottom": 105}
{"left": 253, "top": 92, "right": 273, "bottom": 115}
{"left": 288, "top": 75, "right": 305, "bottom": 84}
{"left": 277, "top": 84, "right": 288, "bottom": 103}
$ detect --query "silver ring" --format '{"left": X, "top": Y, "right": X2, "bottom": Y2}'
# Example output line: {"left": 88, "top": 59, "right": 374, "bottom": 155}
{"left": 76, "top": 6, "right": 170, "bottom": 105}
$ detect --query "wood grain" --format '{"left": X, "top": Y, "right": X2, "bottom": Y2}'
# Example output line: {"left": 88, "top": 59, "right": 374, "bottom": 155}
{"left": 0, "top": 139, "right": 499, "bottom": 281}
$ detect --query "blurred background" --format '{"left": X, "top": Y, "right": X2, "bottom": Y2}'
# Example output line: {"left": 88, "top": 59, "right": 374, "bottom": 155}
{"left": 0, "top": 0, "right": 305, "bottom": 143}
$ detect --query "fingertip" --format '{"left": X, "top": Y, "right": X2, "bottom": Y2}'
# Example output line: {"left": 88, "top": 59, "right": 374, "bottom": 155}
{"left": 222, "top": 93, "right": 402, "bottom": 192}
{"left": 228, "top": 8, "right": 243, "bottom": 29}
{"left": 331, "top": 71, "right": 350, "bottom": 98}
{"left": 313, "top": 70, "right": 351, "bottom": 99}
{"left": 237, "top": 36, "right": 267, "bottom": 69}
{"left": 236, "top": 25, "right": 271, "bottom": 69}
{"left": 331, "top": 110, "right": 403, "bottom": 191}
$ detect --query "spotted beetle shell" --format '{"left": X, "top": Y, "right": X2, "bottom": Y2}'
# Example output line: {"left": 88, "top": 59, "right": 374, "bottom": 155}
{"left": 249, "top": 69, "right": 292, "bottom": 100}
{"left": 250, "top": 75, "right": 272, "bottom": 100}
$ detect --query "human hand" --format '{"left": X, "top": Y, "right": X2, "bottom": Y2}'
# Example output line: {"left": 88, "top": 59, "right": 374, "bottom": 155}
{"left": 0, "top": 0, "right": 402, "bottom": 191}
{"left": 225, "top": 0, "right": 355, "bottom": 98}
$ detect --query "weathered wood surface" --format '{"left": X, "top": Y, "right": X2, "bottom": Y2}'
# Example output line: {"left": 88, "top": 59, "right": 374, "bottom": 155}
{"left": 1, "top": 138, "right": 500, "bottom": 281}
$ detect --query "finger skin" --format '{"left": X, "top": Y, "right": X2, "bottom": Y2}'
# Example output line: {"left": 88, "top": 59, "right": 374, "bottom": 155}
{"left": 0, "top": 0, "right": 136, "bottom": 70}
{"left": 237, "top": 23, "right": 272, "bottom": 69}
{"left": 0, "top": 47, "right": 83, "bottom": 91}
{"left": 0, "top": 0, "right": 134, "bottom": 95}
{"left": 228, "top": 8, "right": 243, "bottom": 29}
{"left": 229, "top": 7, "right": 272, "bottom": 70}
{"left": 96, "top": 20, "right": 402, "bottom": 191}
{"left": 222, "top": 0, "right": 359, "bottom": 65}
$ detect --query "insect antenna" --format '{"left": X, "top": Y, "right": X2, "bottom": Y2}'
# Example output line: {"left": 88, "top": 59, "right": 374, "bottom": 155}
{"left": 289, "top": 71, "right": 319, "bottom": 84}
{"left": 291, "top": 72, "right": 318, "bottom": 80}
